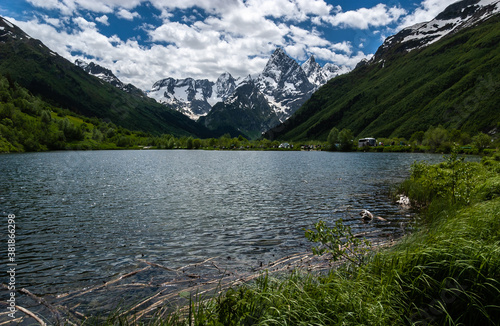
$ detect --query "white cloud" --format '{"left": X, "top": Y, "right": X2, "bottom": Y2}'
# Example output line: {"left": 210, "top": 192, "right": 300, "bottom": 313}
{"left": 40, "top": 14, "right": 64, "bottom": 28}
{"left": 26, "top": 0, "right": 76, "bottom": 16}
{"left": 148, "top": 21, "right": 221, "bottom": 49}
{"left": 330, "top": 41, "right": 353, "bottom": 55}
{"left": 288, "top": 25, "right": 330, "bottom": 48}
{"left": 27, "top": 0, "right": 144, "bottom": 15}
{"left": 116, "top": 8, "right": 140, "bottom": 20}
{"left": 73, "top": 16, "right": 96, "bottom": 30}
{"left": 324, "top": 4, "right": 407, "bottom": 29}
{"left": 96, "top": 15, "right": 109, "bottom": 25}
{"left": 398, "top": 0, "right": 458, "bottom": 29}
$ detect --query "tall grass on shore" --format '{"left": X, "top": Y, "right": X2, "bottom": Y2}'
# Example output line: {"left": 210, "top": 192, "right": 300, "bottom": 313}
{"left": 92, "top": 151, "right": 500, "bottom": 325}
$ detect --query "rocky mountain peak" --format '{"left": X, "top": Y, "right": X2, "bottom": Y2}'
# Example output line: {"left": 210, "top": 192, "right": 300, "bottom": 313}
{"left": 147, "top": 47, "right": 349, "bottom": 131}
{"left": 302, "top": 55, "right": 326, "bottom": 86}
{"left": 215, "top": 72, "right": 237, "bottom": 100}
{"left": 263, "top": 48, "right": 308, "bottom": 84}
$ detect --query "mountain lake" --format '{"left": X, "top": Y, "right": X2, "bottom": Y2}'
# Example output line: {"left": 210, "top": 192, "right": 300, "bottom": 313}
{"left": 1, "top": 150, "right": 449, "bottom": 320}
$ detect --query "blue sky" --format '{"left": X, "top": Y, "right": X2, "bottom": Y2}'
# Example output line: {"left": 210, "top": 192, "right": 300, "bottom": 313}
{"left": 1, "top": 0, "right": 458, "bottom": 90}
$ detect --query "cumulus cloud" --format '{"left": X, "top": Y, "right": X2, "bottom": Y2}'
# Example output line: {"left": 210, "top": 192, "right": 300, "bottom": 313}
{"left": 116, "top": 8, "right": 140, "bottom": 20}
{"left": 96, "top": 15, "right": 109, "bottom": 25}
{"left": 41, "top": 14, "right": 64, "bottom": 27}
{"left": 324, "top": 4, "right": 407, "bottom": 29}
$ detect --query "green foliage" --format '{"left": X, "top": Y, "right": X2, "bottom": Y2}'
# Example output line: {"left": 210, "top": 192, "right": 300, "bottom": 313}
{"left": 423, "top": 125, "right": 450, "bottom": 151}
{"left": 338, "top": 128, "right": 354, "bottom": 151}
{"left": 399, "top": 149, "right": 475, "bottom": 212}
{"left": 327, "top": 127, "right": 339, "bottom": 150}
{"left": 186, "top": 137, "right": 194, "bottom": 149}
{"left": 473, "top": 132, "right": 491, "bottom": 150}
{"left": 304, "top": 219, "right": 372, "bottom": 266}
{"left": 409, "top": 130, "right": 425, "bottom": 145}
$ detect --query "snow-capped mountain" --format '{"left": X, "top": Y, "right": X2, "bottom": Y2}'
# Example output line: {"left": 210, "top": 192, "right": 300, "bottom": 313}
{"left": 374, "top": 0, "right": 500, "bottom": 61}
{"left": 198, "top": 48, "right": 352, "bottom": 138}
{"left": 149, "top": 48, "right": 348, "bottom": 122}
{"left": 148, "top": 73, "right": 238, "bottom": 120}
{"left": 75, "top": 59, "right": 145, "bottom": 97}
{"left": 302, "top": 56, "right": 349, "bottom": 87}
{"left": 250, "top": 48, "right": 316, "bottom": 121}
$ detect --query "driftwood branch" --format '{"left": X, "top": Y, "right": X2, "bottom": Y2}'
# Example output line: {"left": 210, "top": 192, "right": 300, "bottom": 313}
{"left": 19, "top": 288, "right": 65, "bottom": 324}
{"left": 58, "top": 265, "right": 152, "bottom": 301}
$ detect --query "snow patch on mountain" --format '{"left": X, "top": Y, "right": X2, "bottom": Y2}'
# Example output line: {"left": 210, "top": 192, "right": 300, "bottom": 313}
{"left": 375, "top": 0, "right": 499, "bottom": 61}
{"left": 301, "top": 56, "right": 348, "bottom": 87}
{"left": 148, "top": 74, "right": 238, "bottom": 120}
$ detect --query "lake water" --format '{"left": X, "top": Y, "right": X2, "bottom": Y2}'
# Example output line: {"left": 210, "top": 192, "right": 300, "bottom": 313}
{"left": 0, "top": 150, "right": 445, "bottom": 317}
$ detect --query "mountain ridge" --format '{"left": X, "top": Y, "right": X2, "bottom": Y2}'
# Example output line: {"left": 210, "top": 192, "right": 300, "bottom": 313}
{"left": 147, "top": 48, "right": 349, "bottom": 139}
{"left": 373, "top": 0, "right": 500, "bottom": 62}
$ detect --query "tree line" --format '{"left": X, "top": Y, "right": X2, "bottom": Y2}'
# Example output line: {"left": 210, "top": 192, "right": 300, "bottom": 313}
{"left": 326, "top": 125, "right": 497, "bottom": 154}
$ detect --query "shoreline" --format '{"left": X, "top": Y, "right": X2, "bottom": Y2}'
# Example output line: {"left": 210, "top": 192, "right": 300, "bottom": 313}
{"left": 2, "top": 227, "right": 402, "bottom": 324}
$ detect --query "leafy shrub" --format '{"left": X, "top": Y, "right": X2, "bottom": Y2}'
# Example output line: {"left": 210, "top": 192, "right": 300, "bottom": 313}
{"left": 304, "top": 219, "right": 371, "bottom": 266}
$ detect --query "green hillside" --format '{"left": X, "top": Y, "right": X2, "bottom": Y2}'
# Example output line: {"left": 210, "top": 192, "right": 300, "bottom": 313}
{"left": 265, "top": 15, "right": 500, "bottom": 141}
{"left": 0, "top": 17, "right": 212, "bottom": 138}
